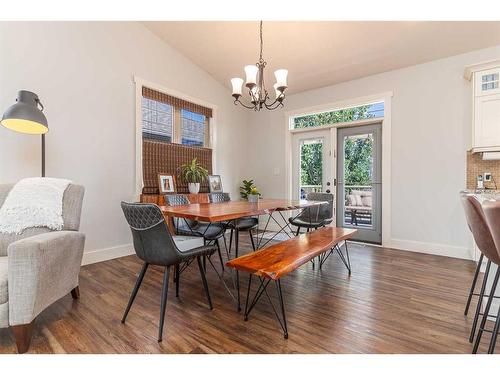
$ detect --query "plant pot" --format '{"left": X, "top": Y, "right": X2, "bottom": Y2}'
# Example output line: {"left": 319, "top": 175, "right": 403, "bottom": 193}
{"left": 247, "top": 194, "right": 259, "bottom": 203}
{"left": 188, "top": 183, "right": 200, "bottom": 194}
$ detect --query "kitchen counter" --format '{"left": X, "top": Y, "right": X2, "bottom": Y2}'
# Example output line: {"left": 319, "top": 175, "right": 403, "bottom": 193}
{"left": 461, "top": 189, "right": 500, "bottom": 203}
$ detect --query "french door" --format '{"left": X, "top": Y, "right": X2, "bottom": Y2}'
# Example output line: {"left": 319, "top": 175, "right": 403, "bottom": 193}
{"left": 336, "top": 124, "right": 382, "bottom": 244}
{"left": 291, "top": 129, "right": 335, "bottom": 224}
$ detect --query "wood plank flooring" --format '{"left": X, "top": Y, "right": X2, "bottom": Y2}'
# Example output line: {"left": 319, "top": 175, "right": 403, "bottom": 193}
{"left": 0, "top": 236, "right": 492, "bottom": 353}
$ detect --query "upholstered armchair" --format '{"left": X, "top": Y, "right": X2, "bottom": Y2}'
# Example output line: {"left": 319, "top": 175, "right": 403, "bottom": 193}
{"left": 0, "top": 183, "right": 85, "bottom": 353}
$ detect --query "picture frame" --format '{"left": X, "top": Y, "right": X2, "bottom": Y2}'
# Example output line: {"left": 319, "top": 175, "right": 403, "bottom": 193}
{"left": 158, "top": 174, "right": 176, "bottom": 194}
{"left": 208, "top": 175, "right": 223, "bottom": 193}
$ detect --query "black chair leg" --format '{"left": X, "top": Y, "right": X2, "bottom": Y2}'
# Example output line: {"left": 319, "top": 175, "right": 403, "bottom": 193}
{"left": 470, "top": 260, "right": 491, "bottom": 342}
{"left": 488, "top": 302, "right": 500, "bottom": 353}
{"left": 216, "top": 239, "right": 225, "bottom": 272}
{"left": 307, "top": 228, "right": 310, "bottom": 233}
{"left": 197, "top": 256, "right": 213, "bottom": 310}
{"left": 229, "top": 229, "right": 233, "bottom": 254}
{"left": 175, "top": 264, "right": 180, "bottom": 297}
{"left": 465, "top": 253, "right": 485, "bottom": 316}
{"left": 473, "top": 266, "right": 500, "bottom": 353}
{"left": 249, "top": 229, "right": 256, "bottom": 251}
{"left": 158, "top": 266, "right": 171, "bottom": 342}
{"left": 295, "top": 226, "right": 300, "bottom": 236}
{"left": 121, "top": 262, "right": 149, "bottom": 323}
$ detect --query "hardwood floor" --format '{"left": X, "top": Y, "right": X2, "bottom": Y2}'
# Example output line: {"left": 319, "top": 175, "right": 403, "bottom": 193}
{"left": 0, "top": 236, "right": 491, "bottom": 353}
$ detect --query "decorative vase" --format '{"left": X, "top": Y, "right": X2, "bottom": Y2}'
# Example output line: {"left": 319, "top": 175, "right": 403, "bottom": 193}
{"left": 247, "top": 194, "right": 259, "bottom": 203}
{"left": 188, "top": 182, "right": 200, "bottom": 194}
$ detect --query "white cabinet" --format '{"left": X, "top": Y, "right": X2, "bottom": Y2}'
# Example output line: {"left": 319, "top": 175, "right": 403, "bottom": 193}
{"left": 465, "top": 62, "right": 500, "bottom": 153}
{"left": 474, "top": 93, "right": 500, "bottom": 149}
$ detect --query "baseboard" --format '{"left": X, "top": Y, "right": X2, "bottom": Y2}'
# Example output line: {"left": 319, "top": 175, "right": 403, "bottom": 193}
{"left": 81, "top": 244, "right": 134, "bottom": 266}
{"left": 389, "top": 238, "right": 473, "bottom": 260}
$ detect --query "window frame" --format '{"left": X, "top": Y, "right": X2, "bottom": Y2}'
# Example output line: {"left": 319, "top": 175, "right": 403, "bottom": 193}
{"left": 291, "top": 101, "right": 385, "bottom": 130}
{"left": 134, "top": 76, "right": 217, "bottom": 198}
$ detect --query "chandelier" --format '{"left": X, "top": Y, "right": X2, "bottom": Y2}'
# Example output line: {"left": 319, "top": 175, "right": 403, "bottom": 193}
{"left": 231, "top": 21, "right": 288, "bottom": 111}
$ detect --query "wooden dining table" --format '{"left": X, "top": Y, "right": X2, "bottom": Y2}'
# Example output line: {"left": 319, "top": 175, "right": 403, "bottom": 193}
{"left": 160, "top": 198, "right": 327, "bottom": 310}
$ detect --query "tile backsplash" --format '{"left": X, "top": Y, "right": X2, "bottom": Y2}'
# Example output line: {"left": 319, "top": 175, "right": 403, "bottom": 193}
{"left": 466, "top": 151, "right": 500, "bottom": 189}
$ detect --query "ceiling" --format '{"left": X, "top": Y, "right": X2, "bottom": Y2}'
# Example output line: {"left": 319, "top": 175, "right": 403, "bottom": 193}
{"left": 143, "top": 21, "right": 500, "bottom": 94}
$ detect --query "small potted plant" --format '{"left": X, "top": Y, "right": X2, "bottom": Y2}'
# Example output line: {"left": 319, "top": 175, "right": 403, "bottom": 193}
{"left": 179, "top": 158, "right": 208, "bottom": 194}
{"left": 240, "top": 179, "right": 261, "bottom": 202}
{"left": 247, "top": 187, "right": 261, "bottom": 203}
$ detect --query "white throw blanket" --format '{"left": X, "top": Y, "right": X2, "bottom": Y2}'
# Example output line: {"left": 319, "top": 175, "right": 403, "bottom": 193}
{"left": 0, "top": 177, "right": 72, "bottom": 234}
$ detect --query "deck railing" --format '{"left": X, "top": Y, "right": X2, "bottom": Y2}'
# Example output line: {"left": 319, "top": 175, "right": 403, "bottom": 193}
{"left": 300, "top": 185, "right": 322, "bottom": 199}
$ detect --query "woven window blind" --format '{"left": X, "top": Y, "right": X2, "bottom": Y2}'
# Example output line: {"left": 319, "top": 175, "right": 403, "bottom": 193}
{"left": 142, "top": 87, "right": 213, "bottom": 118}
{"left": 142, "top": 140, "right": 212, "bottom": 194}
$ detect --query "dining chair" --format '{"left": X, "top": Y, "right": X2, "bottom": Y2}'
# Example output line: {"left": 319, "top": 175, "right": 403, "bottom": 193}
{"left": 164, "top": 194, "right": 226, "bottom": 273}
{"left": 289, "top": 192, "right": 334, "bottom": 235}
{"left": 208, "top": 192, "right": 259, "bottom": 252}
{"left": 120, "top": 202, "right": 215, "bottom": 342}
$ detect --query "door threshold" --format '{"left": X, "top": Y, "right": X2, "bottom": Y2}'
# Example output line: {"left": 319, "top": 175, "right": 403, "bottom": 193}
{"left": 348, "top": 239, "right": 382, "bottom": 247}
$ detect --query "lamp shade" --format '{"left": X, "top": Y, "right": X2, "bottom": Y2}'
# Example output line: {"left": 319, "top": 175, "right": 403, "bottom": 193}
{"left": 1, "top": 91, "right": 48, "bottom": 135}
{"left": 231, "top": 78, "right": 244, "bottom": 96}
{"left": 244, "top": 65, "right": 258, "bottom": 87}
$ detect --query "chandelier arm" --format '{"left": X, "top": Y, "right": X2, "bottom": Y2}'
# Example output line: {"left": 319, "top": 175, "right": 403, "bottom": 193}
{"left": 234, "top": 98, "right": 257, "bottom": 110}
{"left": 264, "top": 98, "right": 285, "bottom": 111}
{"left": 263, "top": 96, "right": 281, "bottom": 109}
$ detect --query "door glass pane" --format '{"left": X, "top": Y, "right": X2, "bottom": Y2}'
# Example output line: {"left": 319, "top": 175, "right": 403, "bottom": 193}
{"left": 343, "top": 133, "right": 373, "bottom": 229}
{"left": 300, "top": 138, "right": 323, "bottom": 199}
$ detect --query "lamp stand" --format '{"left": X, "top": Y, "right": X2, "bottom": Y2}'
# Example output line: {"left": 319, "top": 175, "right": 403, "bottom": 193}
{"left": 41, "top": 134, "right": 45, "bottom": 177}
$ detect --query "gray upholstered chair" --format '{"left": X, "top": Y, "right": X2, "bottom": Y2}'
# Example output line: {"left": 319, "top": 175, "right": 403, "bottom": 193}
{"left": 0, "top": 183, "right": 85, "bottom": 353}
{"left": 289, "top": 192, "right": 334, "bottom": 235}
{"left": 208, "top": 192, "right": 258, "bottom": 251}
{"left": 121, "top": 202, "right": 216, "bottom": 342}
{"left": 164, "top": 194, "right": 226, "bottom": 269}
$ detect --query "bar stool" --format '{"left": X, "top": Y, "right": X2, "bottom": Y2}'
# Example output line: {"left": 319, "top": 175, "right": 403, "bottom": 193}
{"left": 479, "top": 199, "right": 500, "bottom": 353}
{"left": 461, "top": 193, "right": 498, "bottom": 348}
{"left": 461, "top": 194, "right": 500, "bottom": 353}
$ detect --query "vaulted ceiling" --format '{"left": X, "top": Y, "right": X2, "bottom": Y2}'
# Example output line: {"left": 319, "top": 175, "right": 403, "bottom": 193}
{"left": 144, "top": 21, "right": 500, "bottom": 94}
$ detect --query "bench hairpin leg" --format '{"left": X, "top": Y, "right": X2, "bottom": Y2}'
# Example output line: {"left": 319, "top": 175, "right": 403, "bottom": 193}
{"left": 319, "top": 247, "right": 335, "bottom": 269}
{"left": 334, "top": 242, "right": 352, "bottom": 275}
{"left": 344, "top": 241, "right": 352, "bottom": 274}
{"left": 244, "top": 277, "right": 270, "bottom": 319}
{"left": 242, "top": 275, "right": 288, "bottom": 339}
{"left": 244, "top": 274, "right": 253, "bottom": 320}
{"left": 276, "top": 279, "right": 289, "bottom": 339}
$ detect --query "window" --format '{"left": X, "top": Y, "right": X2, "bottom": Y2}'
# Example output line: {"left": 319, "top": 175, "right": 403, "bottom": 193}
{"left": 481, "top": 73, "right": 499, "bottom": 92}
{"left": 293, "top": 102, "right": 384, "bottom": 129}
{"left": 137, "top": 84, "right": 215, "bottom": 196}
{"left": 181, "top": 109, "right": 207, "bottom": 146}
{"left": 142, "top": 97, "right": 173, "bottom": 142}
{"left": 141, "top": 86, "right": 212, "bottom": 147}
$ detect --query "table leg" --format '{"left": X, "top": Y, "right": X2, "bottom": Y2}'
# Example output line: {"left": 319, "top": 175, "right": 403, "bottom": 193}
{"left": 165, "top": 216, "right": 176, "bottom": 235}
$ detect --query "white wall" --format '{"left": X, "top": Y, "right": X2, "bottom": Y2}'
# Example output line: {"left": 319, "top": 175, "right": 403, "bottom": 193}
{"left": 0, "top": 22, "right": 249, "bottom": 262}
{"left": 245, "top": 44, "right": 500, "bottom": 260}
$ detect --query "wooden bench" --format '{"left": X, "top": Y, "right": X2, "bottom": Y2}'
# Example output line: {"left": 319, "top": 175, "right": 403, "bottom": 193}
{"left": 226, "top": 226, "right": 357, "bottom": 338}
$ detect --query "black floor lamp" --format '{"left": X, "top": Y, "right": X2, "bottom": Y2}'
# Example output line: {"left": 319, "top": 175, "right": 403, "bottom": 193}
{"left": 1, "top": 90, "right": 49, "bottom": 177}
